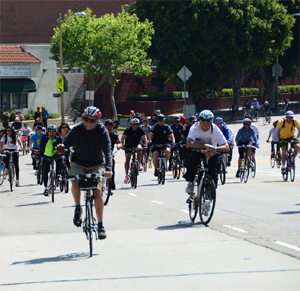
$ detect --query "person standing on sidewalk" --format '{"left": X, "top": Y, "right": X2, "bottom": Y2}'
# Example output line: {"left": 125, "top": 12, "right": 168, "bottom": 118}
{"left": 42, "top": 107, "right": 49, "bottom": 128}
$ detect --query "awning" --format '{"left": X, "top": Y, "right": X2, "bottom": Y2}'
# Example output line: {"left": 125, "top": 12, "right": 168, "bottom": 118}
{"left": 0, "top": 78, "right": 36, "bottom": 94}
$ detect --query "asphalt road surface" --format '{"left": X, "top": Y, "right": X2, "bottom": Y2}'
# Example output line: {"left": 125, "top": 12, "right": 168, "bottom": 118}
{"left": 0, "top": 114, "right": 299, "bottom": 290}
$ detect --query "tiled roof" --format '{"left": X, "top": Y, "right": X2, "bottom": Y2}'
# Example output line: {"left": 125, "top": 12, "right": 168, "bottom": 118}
{"left": 0, "top": 45, "right": 42, "bottom": 63}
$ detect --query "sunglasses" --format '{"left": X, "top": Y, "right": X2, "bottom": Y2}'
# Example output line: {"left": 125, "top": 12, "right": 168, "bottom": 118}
{"left": 132, "top": 123, "right": 139, "bottom": 126}
{"left": 48, "top": 131, "right": 56, "bottom": 134}
{"left": 61, "top": 126, "right": 68, "bottom": 129}
{"left": 83, "top": 117, "right": 97, "bottom": 123}
{"left": 6, "top": 130, "right": 12, "bottom": 132}
{"left": 244, "top": 123, "right": 251, "bottom": 126}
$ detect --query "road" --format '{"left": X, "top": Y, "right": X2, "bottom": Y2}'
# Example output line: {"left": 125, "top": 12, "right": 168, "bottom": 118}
{"left": 0, "top": 114, "right": 299, "bottom": 290}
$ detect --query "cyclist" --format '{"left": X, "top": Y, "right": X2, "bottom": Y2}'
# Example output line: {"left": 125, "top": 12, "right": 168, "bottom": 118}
{"left": 266, "top": 120, "right": 280, "bottom": 160}
{"left": 276, "top": 111, "right": 300, "bottom": 174}
{"left": 121, "top": 118, "right": 147, "bottom": 183}
{"left": 141, "top": 118, "right": 152, "bottom": 164}
{"left": 182, "top": 115, "right": 197, "bottom": 164}
{"left": 58, "top": 123, "right": 71, "bottom": 168}
{"left": 148, "top": 114, "right": 175, "bottom": 177}
{"left": 57, "top": 106, "right": 112, "bottom": 240}
{"left": 30, "top": 125, "right": 46, "bottom": 171}
{"left": 19, "top": 122, "right": 32, "bottom": 150}
{"left": 127, "top": 110, "right": 135, "bottom": 127}
{"left": 40, "top": 125, "right": 64, "bottom": 196}
{"left": 235, "top": 118, "right": 258, "bottom": 178}
{"left": 184, "top": 110, "right": 228, "bottom": 194}
{"left": 180, "top": 116, "right": 187, "bottom": 127}
{"left": 105, "top": 119, "right": 122, "bottom": 192}
{"left": 251, "top": 98, "right": 260, "bottom": 119}
{"left": 214, "top": 117, "right": 233, "bottom": 166}
{"left": 11, "top": 117, "right": 22, "bottom": 132}
{"left": 150, "top": 109, "right": 159, "bottom": 126}
{"left": 262, "top": 101, "right": 272, "bottom": 122}
{"left": 0, "top": 126, "right": 23, "bottom": 187}
{"left": 169, "top": 116, "right": 184, "bottom": 171}
{"left": 242, "top": 99, "right": 251, "bottom": 116}
{"left": 230, "top": 102, "right": 238, "bottom": 120}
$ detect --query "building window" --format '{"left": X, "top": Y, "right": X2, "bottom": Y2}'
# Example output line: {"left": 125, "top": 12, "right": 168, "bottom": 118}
{"left": 1, "top": 94, "right": 10, "bottom": 110}
{"left": 12, "top": 93, "right": 28, "bottom": 109}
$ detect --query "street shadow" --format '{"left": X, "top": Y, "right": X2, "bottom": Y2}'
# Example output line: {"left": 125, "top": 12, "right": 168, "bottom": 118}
{"left": 277, "top": 210, "right": 300, "bottom": 215}
{"left": 156, "top": 220, "right": 203, "bottom": 231}
{"left": 15, "top": 202, "right": 51, "bottom": 207}
{"left": 11, "top": 252, "right": 95, "bottom": 265}
{"left": 22, "top": 184, "right": 38, "bottom": 187}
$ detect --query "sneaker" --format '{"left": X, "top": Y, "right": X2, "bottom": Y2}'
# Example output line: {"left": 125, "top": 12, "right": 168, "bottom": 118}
{"left": 73, "top": 207, "right": 82, "bottom": 227}
{"left": 15, "top": 181, "right": 21, "bottom": 187}
{"left": 227, "top": 161, "right": 231, "bottom": 167}
{"left": 236, "top": 170, "right": 240, "bottom": 178}
{"left": 281, "top": 167, "right": 286, "bottom": 174}
{"left": 138, "top": 163, "right": 143, "bottom": 171}
{"left": 124, "top": 175, "right": 130, "bottom": 184}
{"left": 154, "top": 169, "right": 159, "bottom": 177}
{"left": 98, "top": 225, "right": 107, "bottom": 240}
{"left": 44, "top": 188, "right": 49, "bottom": 196}
{"left": 185, "top": 182, "right": 194, "bottom": 193}
{"left": 186, "top": 194, "right": 194, "bottom": 203}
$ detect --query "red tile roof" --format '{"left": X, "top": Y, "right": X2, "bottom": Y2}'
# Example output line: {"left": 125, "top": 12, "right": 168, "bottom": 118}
{"left": 0, "top": 45, "right": 42, "bottom": 63}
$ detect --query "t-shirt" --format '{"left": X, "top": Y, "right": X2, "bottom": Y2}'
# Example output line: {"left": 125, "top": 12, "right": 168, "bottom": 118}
{"left": 12, "top": 121, "right": 22, "bottom": 130}
{"left": 171, "top": 124, "right": 184, "bottom": 143}
{"left": 30, "top": 132, "right": 45, "bottom": 149}
{"left": 123, "top": 127, "right": 145, "bottom": 148}
{"left": 277, "top": 118, "right": 300, "bottom": 139}
{"left": 109, "top": 132, "right": 118, "bottom": 151}
{"left": 141, "top": 125, "right": 152, "bottom": 139}
{"left": 188, "top": 122, "right": 226, "bottom": 147}
{"left": 250, "top": 124, "right": 260, "bottom": 141}
{"left": 150, "top": 123, "right": 173, "bottom": 144}
{"left": 44, "top": 138, "right": 57, "bottom": 157}
{"left": 21, "top": 127, "right": 31, "bottom": 137}
{"left": 1, "top": 135, "right": 20, "bottom": 150}
{"left": 269, "top": 127, "right": 279, "bottom": 142}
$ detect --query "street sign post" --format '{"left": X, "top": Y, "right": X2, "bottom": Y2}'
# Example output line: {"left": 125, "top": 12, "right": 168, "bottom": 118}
{"left": 57, "top": 75, "right": 64, "bottom": 92}
{"left": 177, "top": 66, "right": 192, "bottom": 117}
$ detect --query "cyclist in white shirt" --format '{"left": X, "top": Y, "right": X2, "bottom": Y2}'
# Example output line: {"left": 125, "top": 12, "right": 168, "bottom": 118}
{"left": 19, "top": 123, "right": 32, "bottom": 150}
{"left": 266, "top": 120, "right": 280, "bottom": 158}
{"left": 184, "top": 110, "right": 229, "bottom": 195}
{"left": 251, "top": 98, "right": 260, "bottom": 119}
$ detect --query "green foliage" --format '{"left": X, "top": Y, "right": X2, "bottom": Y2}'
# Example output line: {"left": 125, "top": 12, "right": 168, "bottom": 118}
{"left": 48, "top": 113, "right": 60, "bottom": 119}
{"left": 128, "top": 91, "right": 182, "bottom": 101}
{"left": 279, "top": 85, "right": 300, "bottom": 94}
{"left": 24, "top": 113, "right": 34, "bottom": 120}
{"left": 0, "top": 110, "right": 17, "bottom": 121}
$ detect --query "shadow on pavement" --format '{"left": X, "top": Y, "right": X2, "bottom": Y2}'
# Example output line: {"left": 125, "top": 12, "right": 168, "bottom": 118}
{"left": 156, "top": 221, "right": 203, "bottom": 231}
{"left": 276, "top": 210, "right": 300, "bottom": 215}
{"left": 15, "top": 202, "right": 52, "bottom": 207}
{"left": 11, "top": 252, "right": 94, "bottom": 265}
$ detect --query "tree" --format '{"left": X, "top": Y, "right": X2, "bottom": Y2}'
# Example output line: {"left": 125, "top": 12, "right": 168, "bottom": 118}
{"left": 129, "top": 0, "right": 295, "bottom": 106}
{"left": 50, "top": 8, "right": 154, "bottom": 118}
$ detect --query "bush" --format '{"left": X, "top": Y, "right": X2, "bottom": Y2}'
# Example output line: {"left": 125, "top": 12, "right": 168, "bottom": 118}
{"left": 279, "top": 85, "right": 299, "bottom": 94}
{"left": 49, "top": 113, "right": 60, "bottom": 119}
{"left": 24, "top": 113, "right": 34, "bottom": 120}
{"left": 127, "top": 91, "right": 182, "bottom": 101}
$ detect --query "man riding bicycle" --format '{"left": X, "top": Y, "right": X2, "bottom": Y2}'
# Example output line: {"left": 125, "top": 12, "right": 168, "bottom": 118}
{"left": 57, "top": 106, "right": 112, "bottom": 240}
{"left": 276, "top": 111, "right": 300, "bottom": 174}
{"left": 262, "top": 101, "right": 272, "bottom": 122}
{"left": 40, "top": 125, "right": 63, "bottom": 196}
{"left": 184, "top": 110, "right": 229, "bottom": 194}
{"left": 148, "top": 114, "right": 175, "bottom": 177}
{"left": 121, "top": 118, "right": 147, "bottom": 184}
{"left": 251, "top": 98, "right": 260, "bottom": 119}
{"left": 235, "top": 118, "right": 258, "bottom": 178}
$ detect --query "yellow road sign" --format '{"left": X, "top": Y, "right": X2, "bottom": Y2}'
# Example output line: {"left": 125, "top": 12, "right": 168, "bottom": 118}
{"left": 57, "top": 74, "right": 64, "bottom": 92}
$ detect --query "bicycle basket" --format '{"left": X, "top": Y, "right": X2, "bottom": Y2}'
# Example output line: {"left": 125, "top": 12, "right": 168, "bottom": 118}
{"left": 78, "top": 178, "right": 99, "bottom": 190}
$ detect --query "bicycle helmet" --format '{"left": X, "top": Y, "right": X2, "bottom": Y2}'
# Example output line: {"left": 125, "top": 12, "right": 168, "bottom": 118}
{"left": 35, "top": 125, "right": 43, "bottom": 130}
{"left": 47, "top": 124, "right": 57, "bottom": 132}
{"left": 105, "top": 119, "right": 114, "bottom": 126}
{"left": 130, "top": 118, "right": 140, "bottom": 124}
{"left": 273, "top": 120, "right": 279, "bottom": 127}
{"left": 253, "top": 98, "right": 257, "bottom": 101}
{"left": 243, "top": 118, "right": 252, "bottom": 124}
{"left": 180, "top": 116, "right": 186, "bottom": 122}
{"left": 83, "top": 106, "right": 102, "bottom": 117}
{"left": 173, "top": 116, "right": 180, "bottom": 121}
{"left": 285, "top": 110, "right": 294, "bottom": 118}
{"left": 199, "top": 110, "right": 214, "bottom": 122}
{"left": 246, "top": 115, "right": 253, "bottom": 120}
{"left": 189, "top": 115, "right": 197, "bottom": 122}
{"left": 215, "top": 117, "right": 223, "bottom": 123}
{"left": 157, "top": 114, "right": 165, "bottom": 121}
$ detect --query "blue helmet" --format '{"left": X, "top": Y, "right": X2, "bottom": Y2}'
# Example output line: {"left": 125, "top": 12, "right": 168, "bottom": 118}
{"left": 215, "top": 117, "right": 223, "bottom": 123}
{"left": 199, "top": 110, "right": 214, "bottom": 122}
{"left": 47, "top": 124, "right": 57, "bottom": 132}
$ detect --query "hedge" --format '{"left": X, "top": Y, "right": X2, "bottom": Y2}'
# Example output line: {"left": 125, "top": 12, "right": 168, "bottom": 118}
{"left": 127, "top": 91, "right": 182, "bottom": 102}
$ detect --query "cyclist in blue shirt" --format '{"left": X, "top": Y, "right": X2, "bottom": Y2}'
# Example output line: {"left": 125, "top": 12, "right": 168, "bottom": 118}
{"left": 30, "top": 125, "right": 46, "bottom": 170}
{"left": 235, "top": 118, "right": 258, "bottom": 178}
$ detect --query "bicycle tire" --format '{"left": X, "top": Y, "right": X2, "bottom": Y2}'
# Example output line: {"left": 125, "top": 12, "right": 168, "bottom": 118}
{"left": 133, "top": 162, "right": 138, "bottom": 189}
{"left": 251, "top": 156, "right": 256, "bottom": 178}
{"left": 39, "top": 163, "right": 43, "bottom": 185}
{"left": 244, "top": 157, "right": 250, "bottom": 183}
{"left": 0, "top": 162, "right": 5, "bottom": 186}
{"left": 172, "top": 157, "right": 177, "bottom": 179}
{"left": 270, "top": 154, "right": 275, "bottom": 168}
{"left": 276, "top": 152, "right": 281, "bottom": 169}
{"left": 162, "top": 160, "right": 165, "bottom": 185}
{"left": 143, "top": 151, "right": 148, "bottom": 172}
{"left": 104, "top": 178, "right": 111, "bottom": 206}
{"left": 240, "top": 159, "right": 245, "bottom": 182}
{"left": 9, "top": 166, "right": 13, "bottom": 192}
{"left": 290, "top": 155, "right": 295, "bottom": 182}
{"left": 158, "top": 159, "right": 162, "bottom": 184}
{"left": 219, "top": 158, "right": 226, "bottom": 185}
{"left": 199, "top": 176, "right": 216, "bottom": 225}
{"left": 282, "top": 167, "right": 288, "bottom": 181}
{"left": 87, "top": 199, "right": 93, "bottom": 257}
{"left": 50, "top": 171, "right": 55, "bottom": 203}
{"left": 188, "top": 196, "right": 198, "bottom": 222}
{"left": 177, "top": 156, "right": 181, "bottom": 179}
{"left": 130, "top": 162, "right": 135, "bottom": 188}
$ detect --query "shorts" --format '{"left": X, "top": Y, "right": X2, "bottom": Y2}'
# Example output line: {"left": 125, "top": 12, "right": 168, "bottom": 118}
{"left": 279, "top": 137, "right": 298, "bottom": 148}
{"left": 152, "top": 145, "right": 170, "bottom": 153}
{"left": 68, "top": 162, "right": 106, "bottom": 187}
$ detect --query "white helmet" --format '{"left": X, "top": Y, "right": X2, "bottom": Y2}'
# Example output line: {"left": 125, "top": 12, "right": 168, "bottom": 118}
{"left": 285, "top": 110, "right": 294, "bottom": 118}
{"left": 264, "top": 101, "right": 268, "bottom": 104}
{"left": 83, "top": 106, "right": 102, "bottom": 117}
{"left": 199, "top": 110, "right": 214, "bottom": 122}
{"left": 253, "top": 98, "right": 257, "bottom": 101}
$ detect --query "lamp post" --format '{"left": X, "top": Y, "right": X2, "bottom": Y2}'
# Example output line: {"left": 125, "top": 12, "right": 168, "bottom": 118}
{"left": 57, "top": 12, "right": 86, "bottom": 123}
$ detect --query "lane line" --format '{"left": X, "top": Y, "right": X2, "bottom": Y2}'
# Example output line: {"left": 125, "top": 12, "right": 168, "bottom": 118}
{"left": 273, "top": 241, "right": 300, "bottom": 252}
{"left": 180, "top": 210, "right": 189, "bottom": 214}
{"left": 128, "top": 193, "right": 137, "bottom": 196}
{"left": 151, "top": 200, "right": 164, "bottom": 205}
{"left": 223, "top": 225, "right": 249, "bottom": 233}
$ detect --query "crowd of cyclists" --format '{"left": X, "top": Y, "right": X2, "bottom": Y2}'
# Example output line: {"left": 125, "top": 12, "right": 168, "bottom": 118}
{"left": 0, "top": 104, "right": 299, "bottom": 239}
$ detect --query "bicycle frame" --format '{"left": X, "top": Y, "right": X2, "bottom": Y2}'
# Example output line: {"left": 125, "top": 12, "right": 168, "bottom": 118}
{"left": 4, "top": 150, "right": 18, "bottom": 192}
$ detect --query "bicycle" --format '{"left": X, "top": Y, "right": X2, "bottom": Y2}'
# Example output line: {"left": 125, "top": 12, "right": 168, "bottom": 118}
{"left": 269, "top": 142, "right": 281, "bottom": 169}
{"left": 250, "top": 149, "right": 256, "bottom": 179}
{"left": 218, "top": 153, "right": 229, "bottom": 185}
{"left": 238, "top": 145, "right": 257, "bottom": 183}
{"left": 0, "top": 154, "right": 6, "bottom": 186}
{"left": 281, "top": 140, "right": 299, "bottom": 182}
{"left": 171, "top": 143, "right": 182, "bottom": 180}
{"left": 59, "top": 155, "right": 69, "bottom": 194}
{"left": 155, "top": 144, "right": 168, "bottom": 185}
{"left": 126, "top": 147, "right": 142, "bottom": 189}
{"left": 262, "top": 113, "right": 271, "bottom": 125}
{"left": 32, "top": 149, "right": 43, "bottom": 185}
{"left": 65, "top": 173, "right": 108, "bottom": 257}
{"left": 21, "top": 136, "right": 30, "bottom": 155}
{"left": 3, "top": 150, "right": 19, "bottom": 192}
{"left": 251, "top": 108, "right": 259, "bottom": 121}
{"left": 187, "top": 149, "right": 216, "bottom": 225}
{"left": 141, "top": 146, "right": 148, "bottom": 172}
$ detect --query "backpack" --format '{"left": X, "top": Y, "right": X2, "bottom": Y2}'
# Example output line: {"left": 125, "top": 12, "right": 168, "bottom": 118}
{"left": 281, "top": 119, "right": 295, "bottom": 132}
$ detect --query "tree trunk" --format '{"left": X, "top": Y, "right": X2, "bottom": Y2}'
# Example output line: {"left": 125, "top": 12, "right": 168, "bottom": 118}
{"left": 109, "top": 78, "right": 118, "bottom": 120}
{"left": 268, "top": 78, "right": 276, "bottom": 108}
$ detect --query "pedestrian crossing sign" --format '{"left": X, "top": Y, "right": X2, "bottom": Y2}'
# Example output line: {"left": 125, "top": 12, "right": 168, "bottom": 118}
{"left": 57, "top": 75, "right": 64, "bottom": 92}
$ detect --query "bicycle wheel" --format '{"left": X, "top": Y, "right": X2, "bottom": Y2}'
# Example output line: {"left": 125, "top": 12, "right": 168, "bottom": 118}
{"left": 0, "top": 162, "right": 5, "bottom": 186}
{"left": 270, "top": 153, "right": 275, "bottom": 168}
{"left": 50, "top": 171, "right": 55, "bottom": 203}
{"left": 219, "top": 158, "right": 226, "bottom": 185}
{"left": 263, "top": 116, "right": 266, "bottom": 125}
{"left": 162, "top": 160, "right": 166, "bottom": 185}
{"left": 276, "top": 152, "right": 281, "bottom": 169}
{"left": 133, "top": 162, "right": 138, "bottom": 188}
{"left": 282, "top": 167, "right": 288, "bottom": 181}
{"left": 177, "top": 156, "right": 181, "bottom": 179}
{"left": 244, "top": 157, "right": 250, "bottom": 183}
{"left": 188, "top": 195, "right": 198, "bottom": 222}
{"left": 104, "top": 178, "right": 111, "bottom": 206}
{"left": 158, "top": 159, "right": 162, "bottom": 184}
{"left": 199, "top": 176, "right": 216, "bottom": 225}
{"left": 39, "top": 162, "right": 43, "bottom": 185}
{"left": 9, "top": 166, "right": 13, "bottom": 192}
{"left": 143, "top": 151, "right": 148, "bottom": 172}
{"left": 290, "top": 155, "right": 295, "bottom": 182}
{"left": 251, "top": 157, "right": 256, "bottom": 178}
{"left": 130, "top": 162, "right": 135, "bottom": 188}
{"left": 172, "top": 157, "right": 177, "bottom": 179}
{"left": 240, "top": 160, "right": 245, "bottom": 182}
{"left": 87, "top": 199, "right": 93, "bottom": 257}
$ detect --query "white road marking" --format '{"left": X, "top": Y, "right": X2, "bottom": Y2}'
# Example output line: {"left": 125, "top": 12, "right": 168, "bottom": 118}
{"left": 223, "top": 225, "right": 249, "bottom": 233}
{"left": 151, "top": 200, "right": 164, "bottom": 205}
{"left": 180, "top": 210, "right": 189, "bottom": 214}
{"left": 273, "top": 241, "right": 300, "bottom": 252}
{"left": 128, "top": 193, "right": 137, "bottom": 196}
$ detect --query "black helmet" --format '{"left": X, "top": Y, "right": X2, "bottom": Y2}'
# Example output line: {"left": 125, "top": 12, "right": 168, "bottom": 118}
{"left": 157, "top": 114, "right": 165, "bottom": 121}
{"left": 105, "top": 119, "right": 114, "bottom": 126}
{"left": 189, "top": 115, "right": 197, "bottom": 122}
{"left": 173, "top": 116, "right": 180, "bottom": 121}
